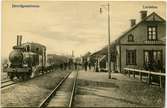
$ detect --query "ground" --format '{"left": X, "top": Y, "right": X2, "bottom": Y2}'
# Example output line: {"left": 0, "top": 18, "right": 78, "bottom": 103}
{"left": 1, "top": 69, "right": 165, "bottom": 107}
{"left": 1, "top": 70, "right": 71, "bottom": 107}
{"left": 1, "top": 72, "right": 8, "bottom": 81}
{"left": 74, "top": 70, "right": 165, "bottom": 107}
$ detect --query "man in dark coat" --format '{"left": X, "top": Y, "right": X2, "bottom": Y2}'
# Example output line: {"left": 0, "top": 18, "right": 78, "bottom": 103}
{"left": 84, "top": 61, "right": 88, "bottom": 71}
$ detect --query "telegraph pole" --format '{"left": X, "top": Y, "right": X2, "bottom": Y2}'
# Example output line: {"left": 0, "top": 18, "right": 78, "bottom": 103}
{"left": 107, "top": 3, "right": 111, "bottom": 79}
{"left": 100, "top": 3, "right": 111, "bottom": 79}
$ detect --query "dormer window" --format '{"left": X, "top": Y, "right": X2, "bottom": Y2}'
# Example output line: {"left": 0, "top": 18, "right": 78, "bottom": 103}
{"left": 147, "top": 26, "right": 157, "bottom": 41}
{"left": 128, "top": 34, "right": 134, "bottom": 42}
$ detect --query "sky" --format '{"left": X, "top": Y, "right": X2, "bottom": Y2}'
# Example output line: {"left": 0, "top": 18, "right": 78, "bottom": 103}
{"left": 1, "top": 1, "right": 166, "bottom": 59}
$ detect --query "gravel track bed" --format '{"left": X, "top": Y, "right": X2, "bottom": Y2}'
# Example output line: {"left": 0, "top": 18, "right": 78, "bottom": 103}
{"left": 1, "top": 70, "right": 71, "bottom": 107}
{"left": 1, "top": 72, "right": 8, "bottom": 81}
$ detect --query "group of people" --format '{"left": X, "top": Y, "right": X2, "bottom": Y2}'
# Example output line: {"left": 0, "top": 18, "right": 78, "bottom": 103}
{"left": 58, "top": 57, "right": 99, "bottom": 72}
{"left": 83, "top": 60, "right": 91, "bottom": 71}
{"left": 144, "top": 60, "right": 163, "bottom": 72}
{"left": 59, "top": 60, "right": 94, "bottom": 72}
{"left": 60, "top": 62, "right": 80, "bottom": 70}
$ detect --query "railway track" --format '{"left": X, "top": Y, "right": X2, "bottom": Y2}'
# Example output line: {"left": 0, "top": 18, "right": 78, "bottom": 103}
{"left": 1, "top": 79, "right": 11, "bottom": 83}
{"left": 0, "top": 69, "right": 62, "bottom": 89}
{"left": 1, "top": 80, "right": 17, "bottom": 89}
{"left": 39, "top": 70, "right": 78, "bottom": 108}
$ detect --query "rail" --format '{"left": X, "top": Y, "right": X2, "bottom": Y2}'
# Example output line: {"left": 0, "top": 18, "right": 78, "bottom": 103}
{"left": 68, "top": 70, "right": 78, "bottom": 107}
{"left": 124, "top": 68, "right": 165, "bottom": 88}
{"left": 1, "top": 80, "right": 11, "bottom": 83}
{"left": 39, "top": 71, "right": 72, "bottom": 108}
{"left": 1, "top": 81, "right": 17, "bottom": 89}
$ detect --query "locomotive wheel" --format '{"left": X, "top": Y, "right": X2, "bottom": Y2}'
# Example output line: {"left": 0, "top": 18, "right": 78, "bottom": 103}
{"left": 23, "top": 75, "right": 27, "bottom": 81}
{"left": 17, "top": 74, "right": 24, "bottom": 81}
{"left": 16, "top": 74, "right": 20, "bottom": 80}
{"left": 25, "top": 73, "right": 31, "bottom": 80}
{"left": 19, "top": 76, "right": 23, "bottom": 80}
{"left": 21, "top": 74, "right": 28, "bottom": 81}
{"left": 27, "top": 74, "right": 31, "bottom": 79}
{"left": 8, "top": 73, "right": 14, "bottom": 81}
{"left": 23, "top": 73, "right": 31, "bottom": 80}
{"left": 9, "top": 75, "right": 14, "bottom": 81}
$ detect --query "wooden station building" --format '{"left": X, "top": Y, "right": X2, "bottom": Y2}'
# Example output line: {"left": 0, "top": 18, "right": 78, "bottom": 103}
{"left": 91, "top": 11, "right": 166, "bottom": 73}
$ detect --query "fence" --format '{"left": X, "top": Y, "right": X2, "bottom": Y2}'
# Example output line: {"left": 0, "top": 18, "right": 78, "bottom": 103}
{"left": 124, "top": 68, "right": 165, "bottom": 88}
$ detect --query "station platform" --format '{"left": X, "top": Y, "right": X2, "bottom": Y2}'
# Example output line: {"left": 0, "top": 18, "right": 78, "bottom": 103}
{"left": 74, "top": 70, "right": 165, "bottom": 107}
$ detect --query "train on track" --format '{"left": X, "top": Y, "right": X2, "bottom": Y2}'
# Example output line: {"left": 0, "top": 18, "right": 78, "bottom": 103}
{"left": 5, "top": 36, "right": 47, "bottom": 80}
{"left": 4, "top": 35, "right": 74, "bottom": 81}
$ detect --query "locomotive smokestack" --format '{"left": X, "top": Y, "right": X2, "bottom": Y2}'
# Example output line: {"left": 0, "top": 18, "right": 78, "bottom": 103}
{"left": 17, "top": 35, "right": 22, "bottom": 46}
{"left": 19, "top": 35, "right": 22, "bottom": 46}
{"left": 17, "top": 35, "right": 19, "bottom": 46}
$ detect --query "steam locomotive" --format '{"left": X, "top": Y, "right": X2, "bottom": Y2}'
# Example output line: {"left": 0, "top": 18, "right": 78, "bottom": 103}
{"left": 5, "top": 35, "right": 46, "bottom": 80}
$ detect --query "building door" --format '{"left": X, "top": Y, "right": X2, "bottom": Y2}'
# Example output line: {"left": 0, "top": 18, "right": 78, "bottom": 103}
{"left": 144, "top": 50, "right": 162, "bottom": 71}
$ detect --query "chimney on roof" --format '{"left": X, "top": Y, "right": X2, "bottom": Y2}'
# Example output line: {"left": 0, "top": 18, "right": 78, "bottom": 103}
{"left": 140, "top": 10, "right": 147, "bottom": 20}
{"left": 130, "top": 19, "right": 136, "bottom": 27}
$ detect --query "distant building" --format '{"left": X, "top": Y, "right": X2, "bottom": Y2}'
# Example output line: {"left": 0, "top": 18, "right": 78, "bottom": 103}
{"left": 82, "top": 51, "right": 91, "bottom": 63}
{"left": 90, "top": 43, "right": 116, "bottom": 72}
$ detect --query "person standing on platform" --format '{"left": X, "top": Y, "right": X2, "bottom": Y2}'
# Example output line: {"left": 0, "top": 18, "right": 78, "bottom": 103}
{"left": 84, "top": 61, "right": 88, "bottom": 71}
{"left": 74, "top": 62, "right": 77, "bottom": 70}
{"left": 88, "top": 62, "right": 91, "bottom": 70}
